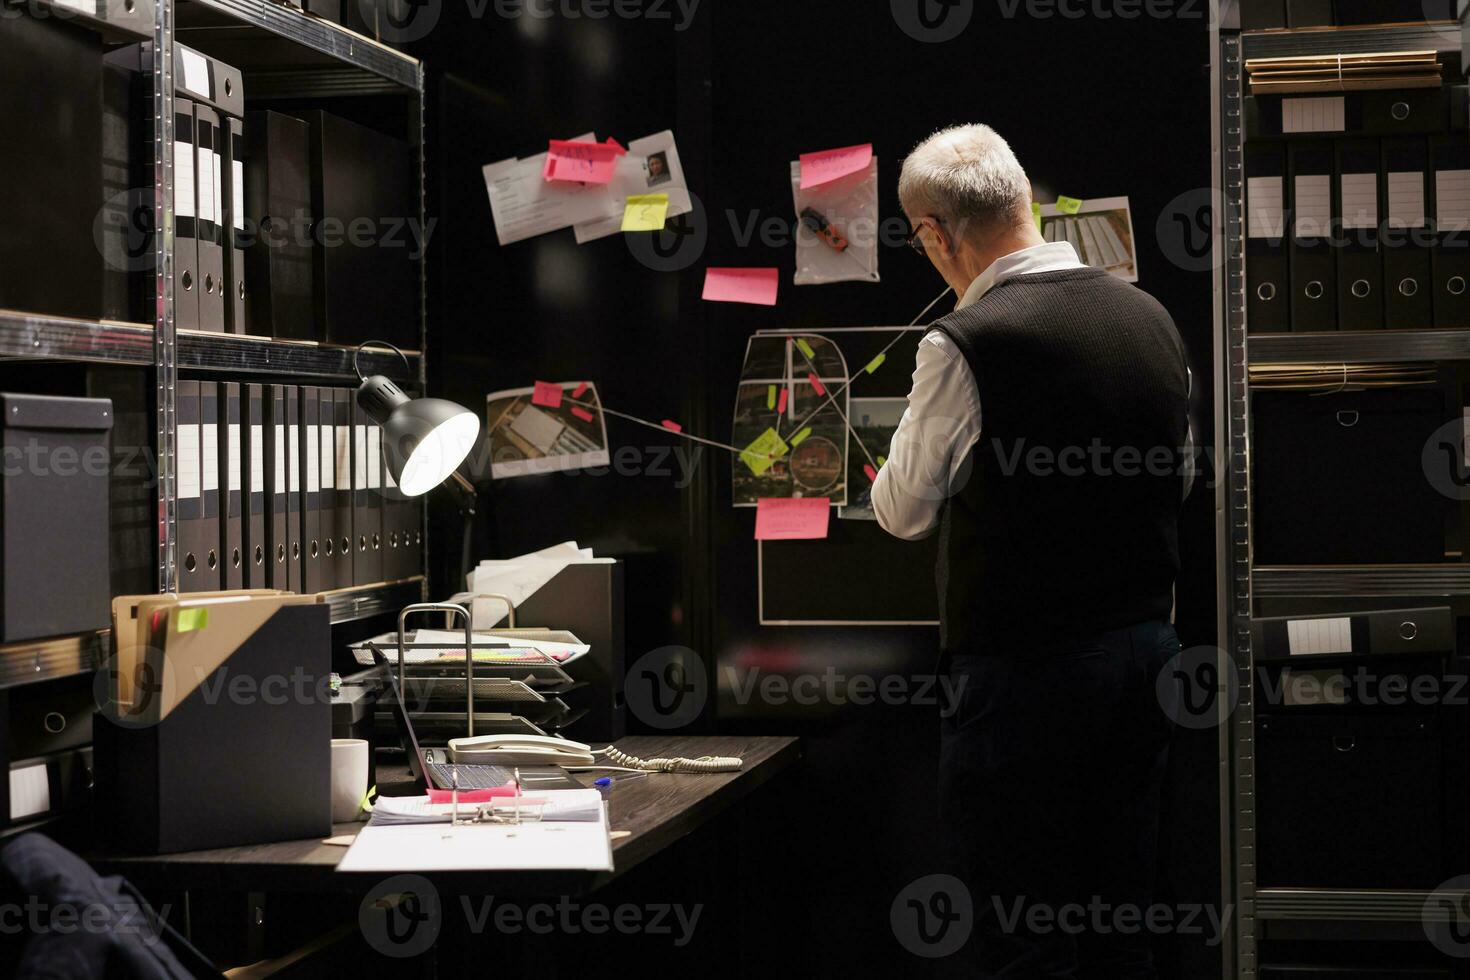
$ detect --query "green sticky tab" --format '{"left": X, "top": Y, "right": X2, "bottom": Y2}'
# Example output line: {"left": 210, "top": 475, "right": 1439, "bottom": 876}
{"left": 877, "top": 455, "right": 887, "bottom": 467}
{"left": 740, "top": 428, "right": 790, "bottom": 477}
{"left": 790, "top": 426, "right": 813, "bottom": 447}
{"left": 1031, "top": 201, "right": 1042, "bottom": 232}
{"left": 176, "top": 608, "right": 208, "bottom": 633}
{"left": 864, "top": 352, "right": 886, "bottom": 375}
{"left": 1056, "top": 195, "right": 1083, "bottom": 215}
{"left": 796, "top": 338, "right": 816, "bottom": 361}
{"left": 767, "top": 385, "right": 777, "bottom": 410}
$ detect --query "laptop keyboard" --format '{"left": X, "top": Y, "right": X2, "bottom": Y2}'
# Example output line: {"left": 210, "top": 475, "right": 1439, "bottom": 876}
{"left": 425, "top": 762, "right": 514, "bottom": 790}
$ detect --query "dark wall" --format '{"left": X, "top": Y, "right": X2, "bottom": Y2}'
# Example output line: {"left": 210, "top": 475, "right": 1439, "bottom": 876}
{"left": 414, "top": 3, "right": 1218, "bottom": 974}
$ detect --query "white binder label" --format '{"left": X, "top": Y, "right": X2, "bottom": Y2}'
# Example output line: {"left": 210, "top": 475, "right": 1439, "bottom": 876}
{"left": 306, "top": 425, "right": 321, "bottom": 493}
{"left": 385, "top": 461, "right": 397, "bottom": 490}
{"left": 337, "top": 426, "right": 352, "bottom": 491}
{"left": 177, "top": 425, "right": 201, "bottom": 500}
{"left": 1437, "top": 169, "right": 1470, "bottom": 231}
{"left": 321, "top": 424, "right": 335, "bottom": 490}
{"left": 1246, "top": 176, "right": 1284, "bottom": 239}
{"left": 1287, "top": 617, "right": 1352, "bottom": 656}
{"left": 274, "top": 425, "right": 285, "bottom": 495}
{"left": 197, "top": 145, "right": 214, "bottom": 227}
{"left": 367, "top": 429, "right": 383, "bottom": 489}
{"left": 1387, "top": 172, "right": 1427, "bottom": 228}
{"left": 213, "top": 152, "right": 224, "bottom": 226}
{"left": 1282, "top": 97, "right": 1345, "bottom": 134}
{"left": 354, "top": 426, "right": 368, "bottom": 488}
{"left": 233, "top": 160, "right": 245, "bottom": 232}
{"left": 1293, "top": 174, "right": 1331, "bottom": 238}
{"left": 228, "top": 424, "right": 242, "bottom": 493}
{"left": 179, "top": 48, "right": 211, "bottom": 100}
{"left": 202, "top": 423, "right": 218, "bottom": 493}
{"left": 250, "top": 424, "right": 264, "bottom": 493}
{"left": 173, "top": 140, "right": 195, "bottom": 220}
{"left": 1339, "top": 173, "right": 1378, "bottom": 230}
{"left": 8, "top": 763, "right": 49, "bottom": 821}
{"left": 288, "top": 426, "right": 300, "bottom": 493}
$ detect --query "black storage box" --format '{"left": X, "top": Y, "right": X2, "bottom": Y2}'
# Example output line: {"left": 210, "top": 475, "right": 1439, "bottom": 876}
{"left": 1251, "top": 386, "right": 1451, "bottom": 565}
{"left": 517, "top": 560, "right": 626, "bottom": 742}
{"left": 301, "top": 111, "right": 418, "bottom": 350}
{"left": 0, "top": 394, "right": 112, "bottom": 643}
{"left": 1257, "top": 712, "right": 1443, "bottom": 888}
{"left": 244, "top": 111, "right": 316, "bottom": 340}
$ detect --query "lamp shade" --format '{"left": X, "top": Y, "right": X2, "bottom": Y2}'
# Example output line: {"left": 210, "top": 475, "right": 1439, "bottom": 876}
{"left": 356, "top": 375, "right": 480, "bottom": 497}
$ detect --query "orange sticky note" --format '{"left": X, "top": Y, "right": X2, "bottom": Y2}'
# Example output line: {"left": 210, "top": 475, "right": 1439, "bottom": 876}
{"left": 808, "top": 372, "right": 826, "bottom": 397}
{"left": 755, "top": 497, "right": 830, "bottom": 540}
{"left": 532, "top": 381, "right": 562, "bottom": 408}
{"left": 545, "top": 139, "right": 620, "bottom": 185}
{"left": 661, "top": 419, "right": 682, "bottom": 433}
{"left": 799, "top": 143, "right": 873, "bottom": 189}
{"left": 571, "top": 406, "right": 594, "bottom": 423}
{"left": 702, "top": 268, "right": 780, "bottom": 306}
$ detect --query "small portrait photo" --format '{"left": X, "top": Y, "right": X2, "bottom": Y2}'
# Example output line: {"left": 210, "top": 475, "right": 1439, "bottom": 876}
{"left": 645, "top": 151, "right": 672, "bottom": 187}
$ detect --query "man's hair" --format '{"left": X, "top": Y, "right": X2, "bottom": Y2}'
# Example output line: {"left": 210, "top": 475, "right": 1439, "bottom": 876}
{"left": 898, "top": 124, "right": 1032, "bottom": 238}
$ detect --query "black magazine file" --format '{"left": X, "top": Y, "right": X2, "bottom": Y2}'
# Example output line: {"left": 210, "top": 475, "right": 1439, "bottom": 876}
{"left": 94, "top": 602, "right": 332, "bottom": 854}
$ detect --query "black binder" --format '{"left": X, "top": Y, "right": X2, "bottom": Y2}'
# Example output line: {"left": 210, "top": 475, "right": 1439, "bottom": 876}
{"left": 352, "top": 400, "right": 382, "bottom": 586}
{"left": 1362, "top": 87, "right": 1449, "bottom": 136}
{"left": 1239, "top": 0, "right": 1286, "bottom": 29}
{"left": 334, "top": 389, "right": 355, "bottom": 587}
{"left": 264, "top": 384, "right": 290, "bottom": 589}
{"left": 1382, "top": 137, "right": 1435, "bottom": 330}
{"left": 1252, "top": 607, "right": 1454, "bottom": 662}
{"left": 317, "top": 388, "right": 337, "bottom": 592}
{"left": 1335, "top": 0, "right": 1454, "bottom": 22}
{"left": 383, "top": 428, "right": 408, "bottom": 580}
{"left": 243, "top": 383, "right": 267, "bottom": 587}
{"left": 285, "top": 385, "right": 302, "bottom": 593}
{"left": 1247, "top": 143, "right": 1291, "bottom": 332}
{"left": 221, "top": 382, "right": 244, "bottom": 589}
{"left": 1288, "top": 140, "right": 1337, "bottom": 331}
{"left": 171, "top": 41, "right": 244, "bottom": 118}
{"left": 244, "top": 111, "right": 315, "bottom": 340}
{"left": 1334, "top": 139, "right": 1384, "bottom": 330}
{"left": 174, "top": 98, "right": 200, "bottom": 331}
{"left": 1431, "top": 132, "right": 1470, "bottom": 328}
{"left": 224, "top": 116, "right": 247, "bottom": 334}
{"left": 300, "top": 387, "right": 324, "bottom": 594}
{"left": 1285, "top": 0, "right": 1332, "bottom": 27}
{"left": 194, "top": 103, "right": 225, "bottom": 332}
{"left": 200, "top": 382, "right": 221, "bottom": 589}
{"left": 176, "top": 381, "right": 206, "bottom": 592}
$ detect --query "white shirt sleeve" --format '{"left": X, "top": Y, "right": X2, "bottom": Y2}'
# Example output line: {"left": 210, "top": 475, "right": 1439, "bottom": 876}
{"left": 871, "top": 331, "right": 984, "bottom": 541}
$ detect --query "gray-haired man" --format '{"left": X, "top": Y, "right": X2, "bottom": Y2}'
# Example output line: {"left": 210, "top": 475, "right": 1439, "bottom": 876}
{"left": 874, "top": 124, "right": 1192, "bottom": 977}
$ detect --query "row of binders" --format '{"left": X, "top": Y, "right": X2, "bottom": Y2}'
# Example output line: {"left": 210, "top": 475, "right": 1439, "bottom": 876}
{"left": 176, "top": 382, "right": 422, "bottom": 595}
{"left": 1245, "top": 87, "right": 1470, "bottom": 331}
{"left": 1239, "top": 0, "right": 1454, "bottom": 29}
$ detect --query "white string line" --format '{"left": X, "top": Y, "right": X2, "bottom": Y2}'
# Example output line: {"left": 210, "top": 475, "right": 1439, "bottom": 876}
{"left": 790, "top": 338, "right": 880, "bottom": 472}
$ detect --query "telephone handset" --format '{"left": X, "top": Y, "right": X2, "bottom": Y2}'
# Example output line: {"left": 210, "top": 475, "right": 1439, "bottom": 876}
{"left": 448, "top": 734, "right": 595, "bottom": 767}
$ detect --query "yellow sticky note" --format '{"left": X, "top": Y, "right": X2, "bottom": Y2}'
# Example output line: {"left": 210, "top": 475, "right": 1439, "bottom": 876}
{"left": 796, "top": 338, "right": 816, "bottom": 361}
{"left": 877, "top": 455, "right": 887, "bottom": 467}
{"left": 1031, "top": 201, "right": 1042, "bottom": 232}
{"left": 864, "top": 353, "right": 886, "bottom": 375}
{"left": 767, "top": 385, "right": 777, "bottom": 410}
{"left": 740, "top": 428, "right": 789, "bottom": 477}
{"left": 176, "top": 607, "right": 208, "bottom": 633}
{"left": 621, "top": 193, "right": 670, "bottom": 232}
{"left": 790, "top": 426, "right": 813, "bottom": 447}
{"left": 1056, "top": 196, "right": 1083, "bottom": 215}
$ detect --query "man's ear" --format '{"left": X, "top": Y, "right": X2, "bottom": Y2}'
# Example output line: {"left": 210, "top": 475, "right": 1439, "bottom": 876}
{"left": 931, "top": 220, "right": 958, "bottom": 261}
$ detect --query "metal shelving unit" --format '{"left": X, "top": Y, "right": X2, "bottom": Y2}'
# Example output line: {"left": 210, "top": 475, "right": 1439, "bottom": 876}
{"left": 1216, "top": 9, "right": 1470, "bottom": 975}
{"left": 0, "top": 0, "right": 429, "bottom": 685}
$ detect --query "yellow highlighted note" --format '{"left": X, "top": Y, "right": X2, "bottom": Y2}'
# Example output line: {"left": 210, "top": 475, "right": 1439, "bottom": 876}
{"left": 176, "top": 608, "right": 209, "bottom": 633}
{"left": 621, "top": 193, "right": 670, "bottom": 232}
{"left": 790, "top": 427, "right": 812, "bottom": 447}
{"left": 1056, "top": 196, "right": 1083, "bottom": 215}
{"left": 740, "top": 428, "right": 790, "bottom": 477}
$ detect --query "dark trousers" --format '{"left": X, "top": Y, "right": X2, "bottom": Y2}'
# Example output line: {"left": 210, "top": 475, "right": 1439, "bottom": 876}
{"left": 938, "top": 619, "right": 1178, "bottom": 978}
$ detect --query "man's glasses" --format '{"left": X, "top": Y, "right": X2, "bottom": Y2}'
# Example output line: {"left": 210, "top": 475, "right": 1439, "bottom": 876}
{"left": 907, "top": 217, "right": 939, "bottom": 254}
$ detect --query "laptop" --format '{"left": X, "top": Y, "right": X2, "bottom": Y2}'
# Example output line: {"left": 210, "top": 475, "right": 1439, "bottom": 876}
{"left": 369, "top": 644, "right": 583, "bottom": 792}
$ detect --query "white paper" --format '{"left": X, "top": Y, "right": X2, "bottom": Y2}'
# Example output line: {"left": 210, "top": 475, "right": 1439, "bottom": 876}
{"left": 1287, "top": 617, "right": 1352, "bottom": 656}
{"left": 8, "top": 764, "right": 49, "bottom": 821}
{"left": 574, "top": 130, "right": 693, "bottom": 243}
{"left": 337, "top": 427, "right": 352, "bottom": 491}
{"left": 228, "top": 423, "right": 242, "bottom": 493}
{"left": 1038, "top": 197, "right": 1138, "bottom": 283}
{"left": 1293, "top": 175, "right": 1331, "bottom": 237}
{"left": 321, "top": 424, "right": 335, "bottom": 490}
{"left": 482, "top": 132, "right": 621, "bottom": 246}
{"left": 202, "top": 423, "right": 218, "bottom": 493}
{"left": 1437, "top": 169, "right": 1470, "bottom": 231}
{"left": 232, "top": 160, "right": 245, "bottom": 232}
{"left": 372, "top": 789, "right": 603, "bottom": 825}
{"left": 337, "top": 807, "right": 613, "bottom": 873}
{"left": 354, "top": 425, "right": 368, "bottom": 488}
{"left": 1282, "top": 96, "right": 1345, "bottom": 134}
{"left": 250, "top": 424, "right": 264, "bottom": 494}
{"left": 411, "top": 627, "right": 590, "bottom": 666}
{"left": 273, "top": 425, "right": 286, "bottom": 495}
{"left": 1387, "top": 172, "right": 1427, "bottom": 227}
{"left": 306, "top": 424, "right": 321, "bottom": 493}
{"left": 213, "top": 151, "right": 223, "bottom": 226}
{"left": 196, "top": 145, "right": 215, "bottom": 229}
{"left": 1246, "top": 176, "right": 1285, "bottom": 239}
{"left": 367, "top": 429, "right": 382, "bottom": 489}
{"left": 174, "top": 140, "right": 195, "bottom": 220}
{"left": 178, "top": 47, "right": 211, "bottom": 100}
{"left": 1339, "top": 173, "right": 1378, "bottom": 229}
{"left": 288, "top": 425, "right": 300, "bottom": 493}
{"left": 177, "top": 425, "right": 201, "bottom": 500}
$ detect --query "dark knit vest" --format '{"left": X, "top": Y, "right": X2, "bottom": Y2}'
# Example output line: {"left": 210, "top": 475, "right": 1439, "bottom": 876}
{"left": 929, "top": 268, "right": 1189, "bottom": 656}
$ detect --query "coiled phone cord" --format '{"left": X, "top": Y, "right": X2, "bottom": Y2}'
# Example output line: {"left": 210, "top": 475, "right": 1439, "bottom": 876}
{"left": 595, "top": 745, "right": 744, "bottom": 774}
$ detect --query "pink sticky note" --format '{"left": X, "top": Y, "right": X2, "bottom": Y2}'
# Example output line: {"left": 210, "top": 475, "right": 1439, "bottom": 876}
{"left": 808, "top": 372, "right": 826, "bottom": 397}
{"left": 571, "top": 406, "right": 595, "bottom": 423}
{"left": 755, "top": 497, "right": 831, "bottom": 541}
{"left": 863, "top": 464, "right": 878, "bottom": 483}
{"left": 532, "top": 381, "right": 562, "bottom": 408}
{"left": 702, "top": 268, "right": 780, "bottom": 306}
{"left": 661, "top": 419, "right": 682, "bottom": 433}
{"left": 426, "top": 784, "right": 518, "bottom": 804}
{"left": 545, "top": 139, "right": 620, "bottom": 184}
{"left": 777, "top": 388, "right": 789, "bottom": 413}
{"left": 605, "top": 137, "right": 628, "bottom": 155}
{"left": 572, "top": 382, "right": 590, "bottom": 398}
{"left": 799, "top": 143, "right": 873, "bottom": 189}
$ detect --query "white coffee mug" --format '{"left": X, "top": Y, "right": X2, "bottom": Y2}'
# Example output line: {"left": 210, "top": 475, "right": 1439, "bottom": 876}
{"left": 330, "top": 738, "right": 370, "bottom": 823}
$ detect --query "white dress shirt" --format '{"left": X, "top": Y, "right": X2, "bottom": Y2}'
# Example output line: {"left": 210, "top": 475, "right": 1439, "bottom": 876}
{"left": 870, "top": 241, "right": 1193, "bottom": 541}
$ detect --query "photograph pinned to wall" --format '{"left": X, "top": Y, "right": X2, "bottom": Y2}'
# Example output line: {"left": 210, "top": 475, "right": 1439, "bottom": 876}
{"left": 732, "top": 333, "right": 849, "bottom": 507}
{"left": 790, "top": 156, "right": 880, "bottom": 285}
{"left": 1039, "top": 196, "right": 1138, "bottom": 282}
{"left": 574, "top": 131, "right": 692, "bottom": 242}
{"left": 485, "top": 382, "right": 610, "bottom": 480}
{"left": 483, "top": 132, "right": 621, "bottom": 246}
{"left": 837, "top": 398, "right": 906, "bottom": 521}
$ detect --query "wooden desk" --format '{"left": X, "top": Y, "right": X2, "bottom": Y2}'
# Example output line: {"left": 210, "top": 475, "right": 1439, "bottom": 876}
{"left": 91, "top": 735, "right": 800, "bottom": 898}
